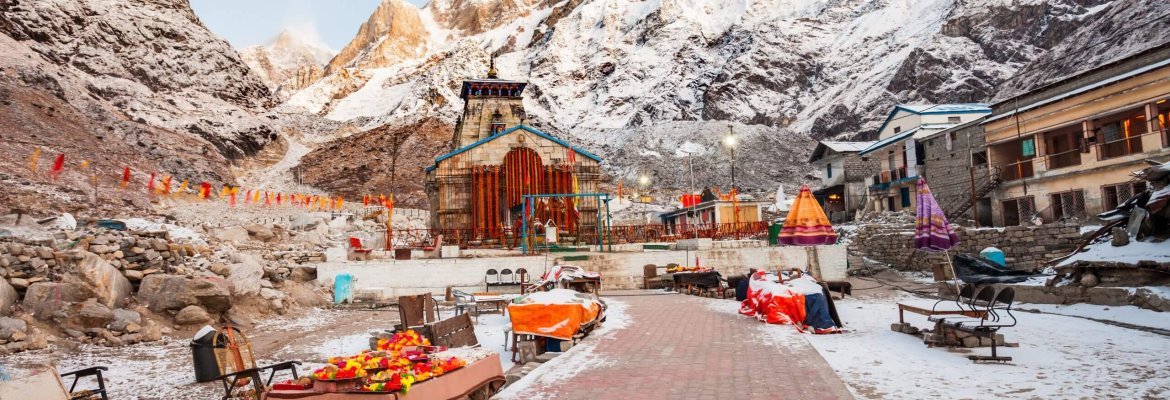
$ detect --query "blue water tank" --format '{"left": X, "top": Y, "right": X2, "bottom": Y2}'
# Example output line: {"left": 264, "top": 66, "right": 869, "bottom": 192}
{"left": 334, "top": 273, "right": 354, "bottom": 304}
{"left": 979, "top": 247, "right": 1006, "bottom": 267}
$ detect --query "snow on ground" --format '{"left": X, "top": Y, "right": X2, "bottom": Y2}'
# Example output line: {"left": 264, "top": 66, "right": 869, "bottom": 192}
{"left": 123, "top": 217, "right": 202, "bottom": 242}
{"left": 474, "top": 313, "right": 516, "bottom": 371}
{"left": 494, "top": 298, "right": 630, "bottom": 399}
{"left": 1016, "top": 302, "right": 1170, "bottom": 331}
{"left": 4, "top": 338, "right": 223, "bottom": 399}
{"left": 1058, "top": 239, "right": 1170, "bottom": 266}
{"left": 802, "top": 294, "right": 1170, "bottom": 399}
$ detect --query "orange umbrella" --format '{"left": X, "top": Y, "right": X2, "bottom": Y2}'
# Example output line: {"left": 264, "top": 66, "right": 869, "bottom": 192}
{"left": 778, "top": 184, "right": 837, "bottom": 246}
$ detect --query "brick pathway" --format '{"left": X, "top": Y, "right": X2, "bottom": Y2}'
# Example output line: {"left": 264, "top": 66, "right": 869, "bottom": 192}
{"left": 498, "top": 291, "right": 854, "bottom": 400}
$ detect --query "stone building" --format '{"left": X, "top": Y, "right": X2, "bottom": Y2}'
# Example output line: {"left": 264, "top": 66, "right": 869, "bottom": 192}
{"left": 808, "top": 141, "right": 877, "bottom": 222}
{"left": 982, "top": 43, "right": 1170, "bottom": 226}
{"left": 919, "top": 120, "right": 996, "bottom": 226}
{"left": 424, "top": 67, "right": 603, "bottom": 246}
{"left": 858, "top": 104, "right": 991, "bottom": 213}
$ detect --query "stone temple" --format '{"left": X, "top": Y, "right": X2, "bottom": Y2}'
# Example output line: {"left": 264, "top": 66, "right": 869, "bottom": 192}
{"left": 424, "top": 64, "right": 603, "bottom": 247}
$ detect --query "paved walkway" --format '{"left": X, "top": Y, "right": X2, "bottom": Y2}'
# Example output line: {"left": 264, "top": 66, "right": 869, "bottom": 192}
{"left": 499, "top": 291, "right": 854, "bottom": 399}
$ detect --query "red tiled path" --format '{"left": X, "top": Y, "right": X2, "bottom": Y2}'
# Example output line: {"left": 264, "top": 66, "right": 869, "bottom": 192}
{"left": 501, "top": 291, "right": 854, "bottom": 400}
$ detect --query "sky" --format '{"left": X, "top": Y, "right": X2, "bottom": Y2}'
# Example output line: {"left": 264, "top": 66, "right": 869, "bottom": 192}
{"left": 189, "top": 0, "right": 424, "bottom": 50}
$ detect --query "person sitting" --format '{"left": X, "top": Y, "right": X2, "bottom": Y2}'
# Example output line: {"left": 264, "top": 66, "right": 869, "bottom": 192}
{"left": 735, "top": 268, "right": 756, "bottom": 301}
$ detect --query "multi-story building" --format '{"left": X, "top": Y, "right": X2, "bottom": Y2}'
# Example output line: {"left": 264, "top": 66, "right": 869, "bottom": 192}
{"left": 858, "top": 104, "right": 992, "bottom": 213}
{"left": 918, "top": 119, "right": 996, "bottom": 226}
{"left": 983, "top": 44, "right": 1170, "bottom": 226}
{"left": 807, "top": 141, "right": 878, "bottom": 222}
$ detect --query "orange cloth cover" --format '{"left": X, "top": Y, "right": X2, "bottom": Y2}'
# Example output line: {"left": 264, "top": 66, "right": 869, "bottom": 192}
{"left": 508, "top": 302, "right": 601, "bottom": 341}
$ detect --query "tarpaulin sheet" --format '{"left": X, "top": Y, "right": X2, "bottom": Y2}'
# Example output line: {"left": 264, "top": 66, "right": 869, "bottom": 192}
{"left": 508, "top": 291, "right": 601, "bottom": 341}
{"left": 739, "top": 271, "right": 807, "bottom": 328}
{"left": 672, "top": 271, "right": 722, "bottom": 288}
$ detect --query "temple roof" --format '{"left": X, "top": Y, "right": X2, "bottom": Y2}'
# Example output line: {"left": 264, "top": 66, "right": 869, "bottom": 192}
{"left": 459, "top": 79, "right": 528, "bottom": 100}
{"left": 426, "top": 125, "right": 602, "bottom": 172}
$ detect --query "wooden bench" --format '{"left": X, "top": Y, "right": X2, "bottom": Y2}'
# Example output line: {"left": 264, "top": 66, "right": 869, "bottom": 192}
{"left": 929, "top": 286, "right": 1017, "bottom": 363}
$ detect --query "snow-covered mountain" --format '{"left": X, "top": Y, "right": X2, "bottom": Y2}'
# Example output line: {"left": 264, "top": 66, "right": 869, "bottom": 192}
{"left": 274, "top": 0, "right": 1142, "bottom": 194}
{"left": 0, "top": 0, "right": 277, "bottom": 213}
{"left": 239, "top": 29, "right": 336, "bottom": 99}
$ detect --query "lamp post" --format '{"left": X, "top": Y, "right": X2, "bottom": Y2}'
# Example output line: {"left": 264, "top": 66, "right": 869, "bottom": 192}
{"left": 724, "top": 124, "right": 738, "bottom": 190}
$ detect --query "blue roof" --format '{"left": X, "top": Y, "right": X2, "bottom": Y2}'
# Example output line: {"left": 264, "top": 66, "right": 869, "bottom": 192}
{"left": 871, "top": 104, "right": 991, "bottom": 143}
{"left": 426, "top": 125, "right": 602, "bottom": 172}
{"left": 858, "top": 127, "right": 919, "bottom": 156}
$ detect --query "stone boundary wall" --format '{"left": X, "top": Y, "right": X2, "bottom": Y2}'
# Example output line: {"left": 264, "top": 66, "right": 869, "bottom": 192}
{"left": 317, "top": 245, "right": 847, "bottom": 297}
{"left": 849, "top": 223, "right": 1080, "bottom": 271}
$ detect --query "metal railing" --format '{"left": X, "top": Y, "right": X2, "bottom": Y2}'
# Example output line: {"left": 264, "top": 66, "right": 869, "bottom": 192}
{"left": 999, "top": 159, "right": 1035, "bottom": 181}
{"left": 1097, "top": 135, "right": 1144, "bottom": 160}
{"left": 386, "top": 221, "right": 771, "bottom": 250}
{"left": 1045, "top": 148, "right": 1083, "bottom": 170}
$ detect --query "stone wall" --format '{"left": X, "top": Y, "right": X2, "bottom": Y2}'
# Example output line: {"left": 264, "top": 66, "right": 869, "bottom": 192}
{"left": 317, "top": 245, "right": 847, "bottom": 297}
{"left": 921, "top": 122, "right": 989, "bottom": 221}
{"left": 849, "top": 222, "right": 1079, "bottom": 271}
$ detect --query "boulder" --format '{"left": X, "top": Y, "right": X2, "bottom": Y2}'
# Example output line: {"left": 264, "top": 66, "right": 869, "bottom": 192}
{"left": 0, "top": 316, "right": 27, "bottom": 333}
{"left": 215, "top": 226, "right": 250, "bottom": 243}
{"left": 22, "top": 282, "right": 92, "bottom": 320}
{"left": 284, "top": 282, "right": 327, "bottom": 307}
{"left": 227, "top": 255, "right": 265, "bottom": 297}
{"left": 190, "top": 277, "right": 233, "bottom": 313}
{"left": 109, "top": 308, "right": 142, "bottom": 332}
{"left": 174, "top": 305, "right": 212, "bottom": 326}
{"left": 243, "top": 223, "right": 276, "bottom": 242}
{"left": 0, "top": 278, "right": 17, "bottom": 316}
{"left": 75, "top": 300, "right": 114, "bottom": 329}
{"left": 75, "top": 252, "right": 133, "bottom": 307}
{"left": 136, "top": 274, "right": 197, "bottom": 312}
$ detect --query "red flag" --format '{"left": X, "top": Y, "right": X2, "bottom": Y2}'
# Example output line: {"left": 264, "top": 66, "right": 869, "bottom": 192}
{"left": 49, "top": 154, "right": 65, "bottom": 179}
{"left": 147, "top": 172, "right": 156, "bottom": 192}
{"left": 121, "top": 167, "right": 131, "bottom": 189}
{"left": 264, "top": 191, "right": 271, "bottom": 206}
{"left": 276, "top": 193, "right": 282, "bottom": 205}
{"left": 200, "top": 182, "right": 211, "bottom": 199}
{"left": 245, "top": 190, "right": 252, "bottom": 204}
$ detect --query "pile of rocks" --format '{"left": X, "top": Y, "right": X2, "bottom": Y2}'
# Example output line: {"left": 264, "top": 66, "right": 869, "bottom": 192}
{"left": 58, "top": 300, "right": 166, "bottom": 347}
{"left": 78, "top": 232, "right": 210, "bottom": 280}
{"left": 0, "top": 316, "right": 48, "bottom": 355}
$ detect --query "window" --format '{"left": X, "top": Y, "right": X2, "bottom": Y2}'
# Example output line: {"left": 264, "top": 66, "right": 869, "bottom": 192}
{"left": 826, "top": 163, "right": 833, "bottom": 178}
{"left": 1021, "top": 138, "right": 1036, "bottom": 157}
{"left": 1002, "top": 196, "right": 1035, "bottom": 227}
{"left": 1103, "top": 182, "right": 1147, "bottom": 211}
{"left": 945, "top": 132, "right": 956, "bottom": 151}
{"left": 900, "top": 187, "right": 911, "bottom": 208}
{"left": 894, "top": 126, "right": 902, "bottom": 134}
{"left": 1049, "top": 190, "right": 1086, "bottom": 221}
{"left": 1096, "top": 110, "right": 1147, "bottom": 159}
{"left": 972, "top": 150, "right": 988, "bottom": 165}
{"left": 948, "top": 116, "right": 961, "bottom": 123}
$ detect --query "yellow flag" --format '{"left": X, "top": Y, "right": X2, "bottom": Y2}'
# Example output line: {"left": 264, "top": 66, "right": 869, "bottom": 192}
{"left": 179, "top": 180, "right": 188, "bottom": 194}
{"left": 80, "top": 160, "right": 90, "bottom": 169}
{"left": 28, "top": 147, "right": 41, "bottom": 172}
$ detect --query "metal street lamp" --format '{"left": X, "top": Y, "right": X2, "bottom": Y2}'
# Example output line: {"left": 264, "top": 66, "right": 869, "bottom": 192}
{"left": 724, "top": 125, "right": 738, "bottom": 190}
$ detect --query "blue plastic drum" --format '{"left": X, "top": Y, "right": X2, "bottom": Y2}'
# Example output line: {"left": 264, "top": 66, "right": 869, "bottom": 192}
{"left": 979, "top": 247, "right": 1006, "bottom": 267}
{"left": 334, "top": 273, "right": 354, "bottom": 304}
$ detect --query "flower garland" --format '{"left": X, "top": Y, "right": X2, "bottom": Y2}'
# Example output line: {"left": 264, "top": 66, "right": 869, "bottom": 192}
{"left": 311, "top": 330, "right": 467, "bottom": 394}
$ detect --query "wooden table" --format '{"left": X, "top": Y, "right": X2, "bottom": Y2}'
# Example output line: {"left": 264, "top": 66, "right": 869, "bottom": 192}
{"left": 266, "top": 354, "right": 505, "bottom": 400}
{"left": 474, "top": 296, "right": 508, "bottom": 316}
{"left": 897, "top": 299, "right": 988, "bottom": 340}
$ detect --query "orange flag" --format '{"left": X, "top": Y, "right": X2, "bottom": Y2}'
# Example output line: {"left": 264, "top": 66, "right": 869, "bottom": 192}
{"left": 179, "top": 180, "right": 188, "bottom": 194}
{"left": 160, "top": 176, "right": 172, "bottom": 194}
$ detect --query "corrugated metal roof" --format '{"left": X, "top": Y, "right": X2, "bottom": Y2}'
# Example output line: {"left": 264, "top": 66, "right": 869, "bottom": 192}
{"left": 821, "top": 141, "right": 876, "bottom": 152}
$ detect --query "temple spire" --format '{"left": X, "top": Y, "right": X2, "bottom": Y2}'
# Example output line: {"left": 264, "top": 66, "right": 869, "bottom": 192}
{"left": 487, "top": 58, "right": 498, "bottom": 79}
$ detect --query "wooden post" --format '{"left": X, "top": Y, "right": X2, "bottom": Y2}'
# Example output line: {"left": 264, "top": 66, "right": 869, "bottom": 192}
{"left": 969, "top": 167, "right": 979, "bottom": 227}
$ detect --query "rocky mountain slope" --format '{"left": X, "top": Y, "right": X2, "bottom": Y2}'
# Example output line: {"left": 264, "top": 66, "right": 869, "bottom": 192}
{"left": 239, "top": 29, "right": 336, "bottom": 99}
{"left": 276, "top": 0, "right": 1140, "bottom": 196}
{"left": 0, "top": 0, "right": 278, "bottom": 215}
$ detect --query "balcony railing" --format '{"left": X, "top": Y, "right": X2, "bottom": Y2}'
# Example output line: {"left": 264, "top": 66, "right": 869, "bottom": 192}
{"left": 1000, "top": 159, "right": 1035, "bottom": 181}
{"left": 1045, "top": 148, "right": 1083, "bottom": 170}
{"left": 871, "top": 166, "right": 910, "bottom": 186}
{"left": 1096, "top": 133, "right": 1146, "bottom": 160}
